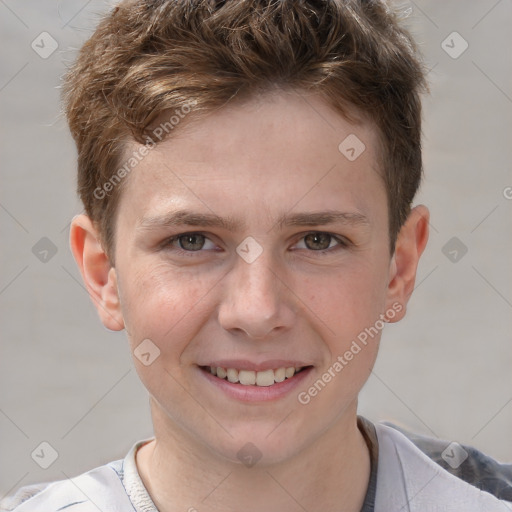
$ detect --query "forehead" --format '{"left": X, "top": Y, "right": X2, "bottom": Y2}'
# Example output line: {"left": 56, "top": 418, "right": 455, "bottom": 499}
{"left": 117, "top": 90, "right": 385, "bottom": 225}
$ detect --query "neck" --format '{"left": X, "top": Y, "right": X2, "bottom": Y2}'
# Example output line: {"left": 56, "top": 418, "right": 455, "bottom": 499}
{"left": 137, "top": 400, "right": 370, "bottom": 512}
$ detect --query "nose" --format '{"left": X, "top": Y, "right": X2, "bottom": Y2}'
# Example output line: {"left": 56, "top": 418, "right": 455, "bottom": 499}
{"left": 217, "top": 252, "right": 295, "bottom": 340}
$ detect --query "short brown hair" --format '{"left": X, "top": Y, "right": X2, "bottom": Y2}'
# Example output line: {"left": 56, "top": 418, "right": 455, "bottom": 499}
{"left": 63, "top": 0, "right": 427, "bottom": 263}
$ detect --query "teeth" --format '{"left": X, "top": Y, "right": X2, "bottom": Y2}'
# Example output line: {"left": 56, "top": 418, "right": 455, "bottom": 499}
{"left": 274, "top": 367, "right": 286, "bottom": 383}
{"left": 256, "top": 369, "right": 274, "bottom": 387}
{"left": 226, "top": 368, "right": 239, "bottom": 383}
{"left": 238, "top": 370, "right": 256, "bottom": 385}
{"left": 209, "top": 366, "right": 304, "bottom": 386}
{"left": 285, "top": 367, "right": 295, "bottom": 378}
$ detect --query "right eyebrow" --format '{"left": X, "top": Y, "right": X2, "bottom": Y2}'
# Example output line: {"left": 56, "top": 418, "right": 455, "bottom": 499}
{"left": 137, "top": 210, "right": 244, "bottom": 232}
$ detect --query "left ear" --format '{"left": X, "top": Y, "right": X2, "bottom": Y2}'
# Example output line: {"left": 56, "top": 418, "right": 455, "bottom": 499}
{"left": 385, "top": 205, "right": 430, "bottom": 322}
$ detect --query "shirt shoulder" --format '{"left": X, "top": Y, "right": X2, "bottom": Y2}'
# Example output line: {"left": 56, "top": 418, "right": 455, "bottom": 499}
{"left": 0, "top": 458, "right": 130, "bottom": 512}
{"left": 386, "top": 421, "right": 512, "bottom": 502}
{"left": 0, "top": 483, "right": 50, "bottom": 512}
{"left": 375, "top": 422, "right": 512, "bottom": 511}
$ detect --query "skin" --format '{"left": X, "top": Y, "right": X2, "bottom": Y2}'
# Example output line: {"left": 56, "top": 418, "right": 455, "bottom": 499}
{"left": 70, "top": 89, "right": 429, "bottom": 512}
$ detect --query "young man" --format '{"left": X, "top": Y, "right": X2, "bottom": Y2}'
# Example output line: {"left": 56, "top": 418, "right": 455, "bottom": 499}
{"left": 2, "top": 1, "right": 511, "bottom": 511}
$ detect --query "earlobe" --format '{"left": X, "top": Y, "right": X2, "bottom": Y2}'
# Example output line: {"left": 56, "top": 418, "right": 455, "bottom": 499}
{"left": 385, "top": 205, "right": 430, "bottom": 323}
{"left": 69, "top": 214, "right": 124, "bottom": 331}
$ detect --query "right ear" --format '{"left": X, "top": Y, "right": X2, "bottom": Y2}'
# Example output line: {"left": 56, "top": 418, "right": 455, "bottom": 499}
{"left": 69, "top": 214, "right": 124, "bottom": 331}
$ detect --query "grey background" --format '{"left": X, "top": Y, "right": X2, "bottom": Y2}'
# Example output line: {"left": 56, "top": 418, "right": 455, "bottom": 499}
{"left": 1, "top": 0, "right": 511, "bottom": 499}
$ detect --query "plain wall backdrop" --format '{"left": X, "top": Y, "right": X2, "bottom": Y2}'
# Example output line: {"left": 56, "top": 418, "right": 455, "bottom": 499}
{"left": 1, "top": 0, "right": 511, "bottom": 498}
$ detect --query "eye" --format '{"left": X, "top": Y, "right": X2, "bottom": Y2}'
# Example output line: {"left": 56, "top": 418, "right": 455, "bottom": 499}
{"left": 165, "top": 233, "right": 217, "bottom": 252}
{"left": 295, "top": 232, "right": 346, "bottom": 251}
{"left": 162, "top": 231, "right": 346, "bottom": 254}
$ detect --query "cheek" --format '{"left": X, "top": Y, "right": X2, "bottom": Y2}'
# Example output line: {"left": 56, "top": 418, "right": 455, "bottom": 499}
{"left": 117, "top": 261, "right": 223, "bottom": 411}
{"left": 118, "top": 260, "right": 217, "bottom": 359}
{"left": 299, "top": 258, "right": 389, "bottom": 343}
{"left": 293, "top": 264, "right": 386, "bottom": 415}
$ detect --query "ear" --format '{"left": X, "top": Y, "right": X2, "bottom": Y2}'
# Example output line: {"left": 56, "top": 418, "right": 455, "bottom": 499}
{"left": 69, "top": 214, "right": 124, "bottom": 331}
{"left": 385, "top": 205, "right": 430, "bottom": 322}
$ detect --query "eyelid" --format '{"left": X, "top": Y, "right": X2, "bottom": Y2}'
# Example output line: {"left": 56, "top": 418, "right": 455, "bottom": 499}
{"left": 160, "top": 230, "right": 350, "bottom": 254}
{"left": 292, "top": 231, "right": 350, "bottom": 251}
{"left": 161, "top": 231, "right": 219, "bottom": 252}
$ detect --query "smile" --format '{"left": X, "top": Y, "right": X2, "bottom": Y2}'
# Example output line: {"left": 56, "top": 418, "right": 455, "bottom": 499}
{"left": 204, "top": 365, "right": 308, "bottom": 387}
{"left": 197, "top": 361, "right": 314, "bottom": 402}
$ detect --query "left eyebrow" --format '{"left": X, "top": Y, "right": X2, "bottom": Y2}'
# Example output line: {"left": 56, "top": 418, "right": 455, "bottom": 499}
{"left": 137, "top": 209, "right": 370, "bottom": 233}
{"left": 275, "top": 211, "right": 370, "bottom": 229}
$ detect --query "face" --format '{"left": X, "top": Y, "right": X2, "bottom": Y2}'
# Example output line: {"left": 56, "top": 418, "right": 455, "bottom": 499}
{"left": 90, "top": 90, "right": 406, "bottom": 464}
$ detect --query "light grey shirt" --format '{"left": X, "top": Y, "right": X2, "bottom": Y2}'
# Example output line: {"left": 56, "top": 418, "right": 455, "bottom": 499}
{"left": 2, "top": 418, "right": 511, "bottom": 512}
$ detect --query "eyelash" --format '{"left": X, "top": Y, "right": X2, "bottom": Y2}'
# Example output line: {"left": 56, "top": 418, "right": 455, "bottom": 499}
{"left": 161, "top": 231, "right": 349, "bottom": 255}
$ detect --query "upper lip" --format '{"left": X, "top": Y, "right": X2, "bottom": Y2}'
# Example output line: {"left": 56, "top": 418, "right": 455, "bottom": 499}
{"left": 200, "top": 360, "right": 312, "bottom": 372}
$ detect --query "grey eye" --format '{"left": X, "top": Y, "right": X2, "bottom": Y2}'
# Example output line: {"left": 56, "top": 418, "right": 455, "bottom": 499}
{"left": 178, "top": 233, "right": 206, "bottom": 251}
{"left": 303, "top": 233, "right": 334, "bottom": 250}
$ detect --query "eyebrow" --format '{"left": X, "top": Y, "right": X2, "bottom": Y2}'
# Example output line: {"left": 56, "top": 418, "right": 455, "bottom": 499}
{"left": 137, "top": 209, "right": 370, "bottom": 232}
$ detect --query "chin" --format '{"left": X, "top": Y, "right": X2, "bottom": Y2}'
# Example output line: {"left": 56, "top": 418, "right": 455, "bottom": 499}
{"left": 204, "top": 426, "right": 307, "bottom": 468}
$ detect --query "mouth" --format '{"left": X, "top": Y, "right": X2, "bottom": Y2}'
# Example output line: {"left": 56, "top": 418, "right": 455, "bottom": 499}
{"left": 197, "top": 363, "right": 314, "bottom": 402}
{"left": 200, "top": 365, "right": 311, "bottom": 387}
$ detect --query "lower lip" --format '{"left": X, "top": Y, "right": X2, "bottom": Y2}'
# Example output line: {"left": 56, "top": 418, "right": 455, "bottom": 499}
{"left": 197, "top": 366, "right": 314, "bottom": 403}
